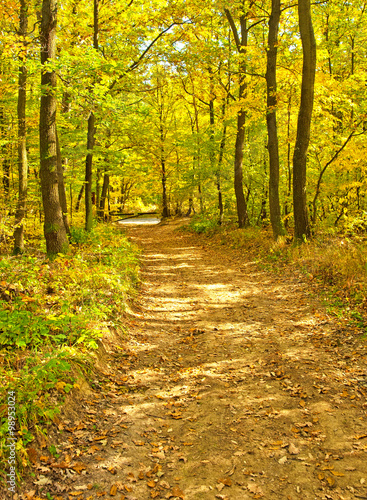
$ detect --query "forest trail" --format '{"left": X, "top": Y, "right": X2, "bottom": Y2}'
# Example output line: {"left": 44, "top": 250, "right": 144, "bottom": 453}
{"left": 24, "top": 221, "right": 367, "bottom": 500}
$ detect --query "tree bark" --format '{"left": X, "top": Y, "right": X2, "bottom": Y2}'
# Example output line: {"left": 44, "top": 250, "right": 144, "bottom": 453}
{"left": 158, "top": 85, "right": 169, "bottom": 218}
{"left": 56, "top": 129, "right": 70, "bottom": 234}
{"left": 0, "top": 109, "right": 10, "bottom": 202}
{"left": 75, "top": 184, "right": 84, "bottom": 211}
{"left": 97, "top": 170, "right": 109, "bottom": 220}
{"left": 85, "top": 112, "right": 95, "bottom": 231}
{"left": 225, "top": 6, "right": 249, "bottom": 228}
{"left": 13, "top": 0, "right": 28, "bottom": 254}
{"left": 266, "top": 0, "right": 286, "bottom": 239}
{"left": 39, "top": 0, "right": 68, "bottom": 256}
{"left": 292, "top": 0, "right": 316, "bottom": 241}
{"left": 84, "top": 0, "right": 98, "bottom": 231}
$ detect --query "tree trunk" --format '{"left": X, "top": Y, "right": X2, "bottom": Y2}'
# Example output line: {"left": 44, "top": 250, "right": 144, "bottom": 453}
{"left": 161, "top": 157, "right": 169, "bottom": 218}
{"left": 13, "top": 0, "right": 28, "bottom": 254}
{"left": 56, "top": 129, "right": 70, "bottom": 234}
{"left": 216, "top": 101, "right": 228, "bottom": 226}
{"left": 266, "top": 0, "right": 286, "bottom": 239}
{"left": 84, "top": 0, "right": 98, "bottom": 231}
{"left": 0, "top": 109, "right": 10, "bottom": 202}
{"left": 75, "top": 184, "right": 84, "bottom": 211}
{"left": 39, "top": 0, "right": 68, "bottom": 256}
{"left": 159, "top": 86, "right": 169, "bottom": 218}
{"left": 292, "top": 0, "right": 316, "bottom": 241}
{"left": 85, "top": 112, "right": 95, "bottom": 231}
{"left": 284, "top": 91, "right": 293, "bottom": 224}
{"left": 225, "top": 7, "right": 249, "bottom": 228}
{"left": 98, "top": 170, "right": 109, "bottom": 220}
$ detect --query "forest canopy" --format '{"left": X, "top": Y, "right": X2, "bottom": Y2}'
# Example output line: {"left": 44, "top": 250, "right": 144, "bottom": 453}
{"left": 0, "top": 0, "right": 367, "bottom": 253}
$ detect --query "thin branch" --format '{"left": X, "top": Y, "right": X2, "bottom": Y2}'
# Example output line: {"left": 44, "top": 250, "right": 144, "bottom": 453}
{"left": 109, "top": 23, "right": 180, "bottom": 91}
{"left": 128, "top": 23, "right": 176, "bottom": 73}
{"left": 224, "top": 9, "right": 241, "bottom": 51}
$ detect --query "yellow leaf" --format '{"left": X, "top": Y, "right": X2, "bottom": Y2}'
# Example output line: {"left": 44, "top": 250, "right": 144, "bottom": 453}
{"left": 331, "top": 471, "right": 345, "bottom": 477}
{"left": 326, "top": 476, "right": 335, "bottom": 486}
{"left": 109, "top": 484, "right": 117, "bottom": 496}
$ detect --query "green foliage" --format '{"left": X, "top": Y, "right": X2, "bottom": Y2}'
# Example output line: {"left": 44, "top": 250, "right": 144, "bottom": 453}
{"left": 341, "top": 212, "right": 367, "bottom": 236}
{"left": 0, "top": 308, "right": 88, "bottom": 349}
{"left": 69, "top": 225, "right": 98, "bottom": 245}
{"left": 187, "top": 214, "right": 219, "bottom": 234}
{"left": 0, "top": 349, "right": 73, "bottom": 473}
{"left": 0, "top": 223, "right": 140, "bottom": 478}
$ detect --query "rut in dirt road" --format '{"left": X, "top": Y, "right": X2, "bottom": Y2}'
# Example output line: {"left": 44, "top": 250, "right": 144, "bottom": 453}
{"left": 23, "top": 221, "right": 367, "bottom": 500}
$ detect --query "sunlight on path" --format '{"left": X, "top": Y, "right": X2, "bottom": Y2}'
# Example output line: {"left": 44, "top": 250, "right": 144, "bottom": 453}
{"left": 118, "top": 222, "right": 367, "bottom": 500}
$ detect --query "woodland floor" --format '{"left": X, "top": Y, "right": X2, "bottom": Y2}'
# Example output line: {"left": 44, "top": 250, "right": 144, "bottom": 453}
{"left": 15, "top": 220, "right": 367, "bottom": 500}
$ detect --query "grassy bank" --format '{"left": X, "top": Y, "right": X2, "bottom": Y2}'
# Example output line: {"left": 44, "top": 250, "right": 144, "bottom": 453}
{"left": 0, "top": 224, "right": 140, "bottom": 485}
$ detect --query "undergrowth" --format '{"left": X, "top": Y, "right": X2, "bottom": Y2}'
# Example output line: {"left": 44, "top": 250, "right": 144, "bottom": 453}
{"left": 0, "top": 224, "right": 139, "bottom": 485}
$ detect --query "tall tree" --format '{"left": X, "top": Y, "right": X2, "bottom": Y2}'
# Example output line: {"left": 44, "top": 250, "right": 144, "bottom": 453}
{"left": 225, "top": 3, "right": 249, "bottom": 228}
{"left": 292, "top": 0, "right": 316, "bottom": 241}
{"left": 85, "top": 0, "right": 99, "bottom": 232}
{"left": 39, "top": 0, "right": 68, "bottom": 255}
{"left": 13, "top": 0, "right": 28, "bottom": 254}
{"left": 266, "top": 0, "right": 286, "bottom": 239}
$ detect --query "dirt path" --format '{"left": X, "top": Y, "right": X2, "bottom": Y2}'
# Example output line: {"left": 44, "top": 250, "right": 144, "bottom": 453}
{"left": 19, "top": 221, "right": 367, "bottom": 500}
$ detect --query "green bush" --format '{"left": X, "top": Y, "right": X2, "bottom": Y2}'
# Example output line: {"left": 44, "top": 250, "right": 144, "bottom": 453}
{"left": 187, "top": 215, "right": 219, "bottom": 234}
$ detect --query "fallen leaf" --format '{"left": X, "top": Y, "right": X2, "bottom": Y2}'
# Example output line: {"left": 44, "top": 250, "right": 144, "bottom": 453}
{"left": 168, "top": 486, "right": 185, "bottom": 499}
{"left": 71, "top": 463, "right": 87, "bottom": 474}
{"left": 288, "top": 443, "right": 300, "bottom": 455}
{"left": 94, "top": 435, "right": 108, "bottom": 441}
{"left": 247, "top": 483, "right": 264, "bottom": 496}
{"left": 27, "top": 448, "right": 38, "bottom": 464}
{"left": 326, "top": 476, "right": 336, "bottom": 487}
{"left": 218, "top": 477, "right": 232, "bottom": 487}
{"left": 133, "top": 440, "right": 145, "bottom": 446}
{"left": 25, "top": 490, "right": 36, "bottom": 499}
{"left": 34, "top": 476, "right": 52, "bottom": 486}
{"left": 109, "top": 484, "right": 118, "bottom": 496}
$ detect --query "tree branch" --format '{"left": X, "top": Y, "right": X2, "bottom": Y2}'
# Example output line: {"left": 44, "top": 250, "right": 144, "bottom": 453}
{"left": 224, "top": 9, "right": 241, "bottom": 51}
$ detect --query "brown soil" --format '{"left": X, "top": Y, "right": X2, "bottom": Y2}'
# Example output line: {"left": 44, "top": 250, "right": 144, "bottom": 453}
{"left": 13, "top": 221, "right": 367, "bottom": 500}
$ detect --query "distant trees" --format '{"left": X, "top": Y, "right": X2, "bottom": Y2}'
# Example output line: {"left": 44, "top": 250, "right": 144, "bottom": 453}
{"left": 0, "top": 0, "right": 367, "bottom": 252}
